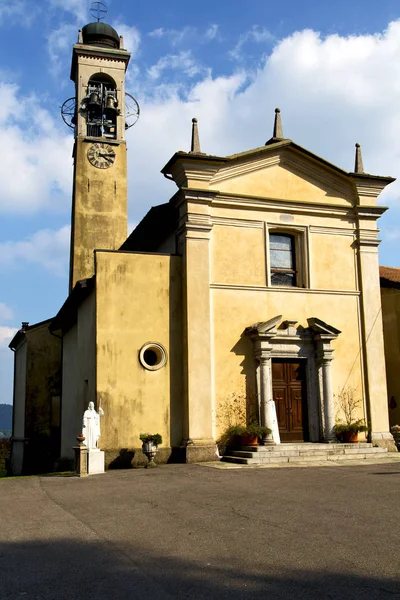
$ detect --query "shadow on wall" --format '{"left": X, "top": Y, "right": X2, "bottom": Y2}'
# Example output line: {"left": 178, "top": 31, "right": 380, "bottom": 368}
{"left": 231, "top": 332, "right": 258, "bottom": 422}
{"left": 0, "top": 538, "right": 397, "bottom": 600}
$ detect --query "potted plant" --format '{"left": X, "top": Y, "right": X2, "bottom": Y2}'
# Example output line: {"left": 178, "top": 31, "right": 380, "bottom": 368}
{"left": 222, "top": 423, "right": 271, "bottom": 447}
{"left": 334, "top": 386, "right": 368, "bottom": 443}
{"left": 333, "top": 421, "right": 368, "bottom": 443}
{"left": 241, "top": 422, "right": 271, "bottom": 446}
{"left": 390, "top": 425, "right": 400, "bottom": 451}
{"left": 139, "top": 432, "right": 162, "bottom": 467}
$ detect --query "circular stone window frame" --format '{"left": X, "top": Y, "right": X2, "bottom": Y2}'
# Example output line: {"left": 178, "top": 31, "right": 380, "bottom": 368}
{"left": 139, "top": 342, "right": 167, "bottom": 371}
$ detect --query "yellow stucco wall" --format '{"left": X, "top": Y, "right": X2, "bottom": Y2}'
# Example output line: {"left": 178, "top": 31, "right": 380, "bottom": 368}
{"left": 177, "top": 149, "right": 378, "bottom": 444}
{"left": 212, "top": 225, "right": 266, "bottom": 286}
{"left": 310, "top": 233, "right": 357, "bottom": 291}
{"left": 211, "top": 288, "right": 365, "bottom": 439}
{"left": 95, "top": 251, "right": 182, "bottom": 451}
{"left": 381, "top": 287, "right": 400, "bottom": 427}
{"left": 209, "top": 159, "right": 355, "bottom": 206}
{"left": 61, "top": 293, "right": 96, "bottom": 459}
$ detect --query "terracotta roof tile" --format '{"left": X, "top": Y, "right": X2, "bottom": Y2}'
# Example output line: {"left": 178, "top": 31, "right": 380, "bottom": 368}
{"left": 380, "top": 266, "right": 400, "bottom": 283}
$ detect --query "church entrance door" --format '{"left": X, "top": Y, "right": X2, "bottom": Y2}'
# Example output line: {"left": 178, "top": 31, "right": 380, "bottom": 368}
{"left": 272, "top": 359, "right": 308, "bottom": 442}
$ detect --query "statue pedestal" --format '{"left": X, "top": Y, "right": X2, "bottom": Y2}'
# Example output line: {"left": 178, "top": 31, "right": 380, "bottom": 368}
{"left": 88, "top": 449, "right": 105, "bottom": 475}
{"left": 74, "top": 444, "right": 88, "bottom": 477}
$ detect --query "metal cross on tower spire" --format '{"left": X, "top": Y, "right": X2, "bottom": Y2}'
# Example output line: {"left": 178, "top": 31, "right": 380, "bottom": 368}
{"left": 90, "top": 1, "right": 108, "bottom": 22}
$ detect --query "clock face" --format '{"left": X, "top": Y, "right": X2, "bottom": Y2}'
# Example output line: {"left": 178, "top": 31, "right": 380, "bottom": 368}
{"left": 87, "top": 143, "right": 116, "bottom": 169}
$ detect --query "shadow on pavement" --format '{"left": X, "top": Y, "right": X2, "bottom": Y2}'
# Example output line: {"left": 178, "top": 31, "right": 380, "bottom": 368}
{"left": 1, "top": 538, "right": 398, "bottom": 600}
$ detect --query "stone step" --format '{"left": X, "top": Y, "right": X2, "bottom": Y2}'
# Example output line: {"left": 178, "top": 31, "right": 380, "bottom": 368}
{"left": 238, "top": 443, "right": 374, "bottom": 452}
{"left": 222, "top": 446, "right": 391, "bottom": 465}
{"left": 343, "top": 447, "right": 387, "bottom": 455}
{"left": 228, "top": 446, "right": 386, "bottom": 460}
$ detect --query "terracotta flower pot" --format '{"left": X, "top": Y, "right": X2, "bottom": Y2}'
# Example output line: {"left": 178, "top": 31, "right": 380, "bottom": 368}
{"left": 241, "top": 433, "right": 258, "bottom": 446}
{"left": 342, "top": 430, "right": 358, "bottom": 443}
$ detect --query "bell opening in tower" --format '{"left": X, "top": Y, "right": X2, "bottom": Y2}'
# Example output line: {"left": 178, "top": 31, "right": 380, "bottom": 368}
{"left": 84, "top": 74, "right": 118, "bottom": 139}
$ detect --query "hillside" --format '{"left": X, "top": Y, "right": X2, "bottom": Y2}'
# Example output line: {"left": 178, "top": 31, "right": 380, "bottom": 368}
{"left": 0, "top": 404, "right": 12, "bottom": 431}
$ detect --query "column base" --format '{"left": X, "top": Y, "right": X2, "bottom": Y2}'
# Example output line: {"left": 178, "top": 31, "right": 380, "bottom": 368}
{"left": 371, "top": 432, "right": 397, "bottom": 452}
{"left": 184, "top": 440, "right": 219, "bottom": 463}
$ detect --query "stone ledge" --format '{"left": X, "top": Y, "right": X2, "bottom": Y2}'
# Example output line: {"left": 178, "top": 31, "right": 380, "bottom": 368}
{"left": 185, "top": 444, "right": 219, "bottom": 464}
{"left": 371, "top": 433, "right": 398, "bottom": 453}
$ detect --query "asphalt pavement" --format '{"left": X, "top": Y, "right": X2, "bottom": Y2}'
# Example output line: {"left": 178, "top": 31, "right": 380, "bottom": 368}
{"left": 0, "top": 462, "right": 399, "bottom": 599}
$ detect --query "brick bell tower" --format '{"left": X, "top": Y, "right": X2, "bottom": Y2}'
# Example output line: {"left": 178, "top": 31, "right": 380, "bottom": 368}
{"left": 64, "top": 16, "right": 133, "bottom": 291}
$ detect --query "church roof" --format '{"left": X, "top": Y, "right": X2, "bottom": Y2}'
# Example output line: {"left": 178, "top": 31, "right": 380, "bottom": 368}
{"left": 82, "top": 22, "right": 120, "bottom": 49}
{"left": 162, "top": 138, "right": 395, "bottom": 184}
{"left": 380, "top": 266, "right": 400, "bottom": 288}
{"left": 120, "top": 203, "right": 177, "bottom": 252}
{"left": 50, "top": 278, "right": 95, "bottom": 335}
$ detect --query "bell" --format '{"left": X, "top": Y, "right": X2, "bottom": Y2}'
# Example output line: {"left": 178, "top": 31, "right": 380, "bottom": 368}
{"left": 88, "top": 92, "right": 101, "bottom": 112}
{"left": 105, "top": 95, "right": 117, "bottom": 115}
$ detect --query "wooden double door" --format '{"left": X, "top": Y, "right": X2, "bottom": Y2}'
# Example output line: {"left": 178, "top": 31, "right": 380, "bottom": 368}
{"left": 272, "top": 359, "right": 308, "bottom": 442}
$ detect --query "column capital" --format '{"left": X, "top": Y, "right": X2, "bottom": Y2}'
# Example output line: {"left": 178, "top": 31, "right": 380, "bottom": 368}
{"left": 253, "top": 347, "right": 273, "bottom": 362}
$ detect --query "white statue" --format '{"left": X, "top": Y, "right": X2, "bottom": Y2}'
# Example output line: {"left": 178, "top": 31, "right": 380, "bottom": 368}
{"left": 82, "top": 401, "right": 104, "bottom": 449}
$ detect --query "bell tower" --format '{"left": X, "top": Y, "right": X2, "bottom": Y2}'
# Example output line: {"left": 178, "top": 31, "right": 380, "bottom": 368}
{"left": 65, "top": 15, "right": 132, "bottom": 291}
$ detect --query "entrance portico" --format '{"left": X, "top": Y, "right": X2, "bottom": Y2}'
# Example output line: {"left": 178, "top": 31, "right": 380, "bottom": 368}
{"left": 245, "top": 316, "right": 341, "bottom": 443}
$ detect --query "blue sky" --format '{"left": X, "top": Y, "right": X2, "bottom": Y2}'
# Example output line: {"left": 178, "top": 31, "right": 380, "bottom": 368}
{"left": 1, "top": 0, "right": 400, "bottom": 403}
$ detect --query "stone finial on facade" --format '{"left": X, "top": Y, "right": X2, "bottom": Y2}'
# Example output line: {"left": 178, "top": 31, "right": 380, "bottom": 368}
{"left": 190, "top": 118, "right": 201, "bottom": 154}
{"left": 78, "top": 29, "right": 83, "bottom": 44}
{"left": 265, "top": 108, "right": 284, "bottom": 145}
{"left": 354, "top": 143, "right": 364, "bottom": 174}
{"left": 273, "top": 108, "right": 284, "bottom": 140}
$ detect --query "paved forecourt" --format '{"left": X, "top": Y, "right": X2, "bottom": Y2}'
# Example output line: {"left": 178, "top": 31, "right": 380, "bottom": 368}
{"left": 1, "top": 462, "right": 399, "bottom": 599}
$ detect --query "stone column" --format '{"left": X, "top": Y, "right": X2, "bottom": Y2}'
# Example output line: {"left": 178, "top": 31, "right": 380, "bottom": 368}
{"left": 259, "top": 354, "right": 279, "bottom": 444}
{"left": 321, "top": 355, "right": 336, "bottom": 442}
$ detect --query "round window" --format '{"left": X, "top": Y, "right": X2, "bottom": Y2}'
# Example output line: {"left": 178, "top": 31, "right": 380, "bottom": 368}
{"left": 139, "top": 343, "right": 167, "bottom": 371}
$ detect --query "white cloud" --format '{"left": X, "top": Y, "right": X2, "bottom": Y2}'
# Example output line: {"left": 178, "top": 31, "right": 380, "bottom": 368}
{"left": 0, "top": 225, "right": 70, "bottom": 276}
{"left": 0, "top": 326, "right": 17, "bottom": 349}
{"left": 113, "top": 22, "right": 141, "bottom": 56}
{"left": 48, "top": 0, "right": 88, "bottom": 23}
{"left": 149, "top": 27, "right": 164, "bottom": 39}
{"left": 230, "top": 26, "right": 275, "bottom": 60}
{"left": 205, "top": 24, "right": 220, "bottom": 41}
{"left": 47, "top": 23, "right": 78, "bottom": 77}
{"left": 148, "top": 26, "right": 194, "bottom": 46}
{"left": 147, "top": 51, "right": 206, "bottom": 80}
{"left": 0, "top": 83, "right": 72, "bottom": 214}
{"left": 148, "top": 24, "right": 220, "bottom": 46}
{"left": 0, "top": 1, "right": 36, "bottom": 27}
{"left": 125, "top": 20, "right": 400, "bottom": 257}
{"left": 0, "top": 303, "right": 13, "bottom": 322}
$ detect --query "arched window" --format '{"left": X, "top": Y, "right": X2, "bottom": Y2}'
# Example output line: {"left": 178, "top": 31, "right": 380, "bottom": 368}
{"left": 84, "top": 74, "right": 118, "bottom": 139}
{"left": 270, "top": 233, "right": 297, "bottom": 286}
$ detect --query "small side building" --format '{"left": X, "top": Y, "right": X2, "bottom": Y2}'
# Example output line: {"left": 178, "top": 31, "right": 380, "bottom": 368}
{"left": 9, "top": 320, "right": 61, "bottom": 475}
{"left": 380, "top": 266, "right": 400, "bottom": 428}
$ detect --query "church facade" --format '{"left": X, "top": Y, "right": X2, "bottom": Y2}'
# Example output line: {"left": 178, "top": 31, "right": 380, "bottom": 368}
{"left": 9, "top": 19, "right": 397, "bottom": 473}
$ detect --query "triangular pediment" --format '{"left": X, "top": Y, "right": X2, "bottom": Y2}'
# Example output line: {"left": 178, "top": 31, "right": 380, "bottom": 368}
{"left": 245, "top": 315, "right": 282, "bottom": 337}
{"left": 307, "top": 317, "right": 341, "bottom": 337}
{"left": 209, "top": 143, "right": 355, "bottom": 206}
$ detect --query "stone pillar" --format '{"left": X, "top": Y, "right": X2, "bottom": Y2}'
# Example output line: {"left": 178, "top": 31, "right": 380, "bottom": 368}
{"left": 258, "top": 354, "right": 280, "bottom": 444}
{"left": 74, "top": 443, "right": 88, "bottom": 477}
{"left": 178, "top": 196, "right": 217, "bottom": 463}
{"left": 321, "top": 355, "right": 336, "bottom": 442}
{"left": 356, "top": 225, "right": 397, "bottom": 450}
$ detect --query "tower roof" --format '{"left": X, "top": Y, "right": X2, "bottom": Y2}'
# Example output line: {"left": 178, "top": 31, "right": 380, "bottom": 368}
{"left": 82, "top": 22, "right": 120, "bottom": 49}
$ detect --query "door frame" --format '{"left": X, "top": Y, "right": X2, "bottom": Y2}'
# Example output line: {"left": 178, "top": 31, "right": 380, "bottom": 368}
{"left": 272, "top": 358, "right": 309, "bottom": 442}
